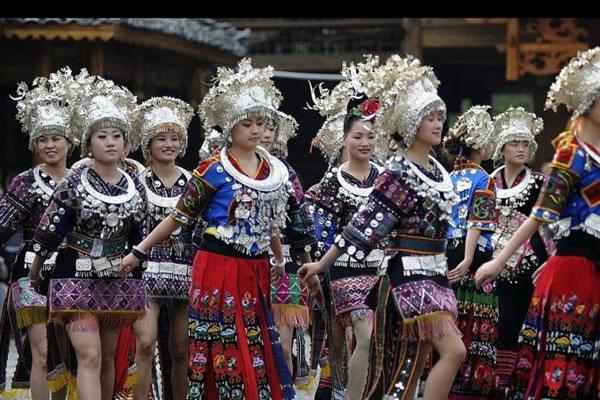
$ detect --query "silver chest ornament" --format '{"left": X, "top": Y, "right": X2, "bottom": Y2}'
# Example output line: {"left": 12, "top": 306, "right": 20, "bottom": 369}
{"left": 78, "top": 167, "right": 141, "bottom": 240}
{"left": 31, "top": 165, "right": 56, "bottom": 207}
{"left": 142, "top": 167, "right": 191, "bottom": 237}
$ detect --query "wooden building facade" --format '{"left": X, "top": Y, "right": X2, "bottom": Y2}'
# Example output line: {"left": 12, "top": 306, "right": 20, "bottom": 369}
{"left": 1, "top": 18, "right": 599, "bottom": 189}
{"left": 224, "top": 18, "right": 600, "bottom": 186}
{"left": 0, "top": 18, "right": 248, "bottom": 185}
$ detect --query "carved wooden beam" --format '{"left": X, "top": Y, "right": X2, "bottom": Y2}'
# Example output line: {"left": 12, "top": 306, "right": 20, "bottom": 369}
{"left": 404, "top": 18, "right": 422, "bottom": 59}
{"left": 498, "top": 18, "right": 588, "bottom": 79}
{"left": 90, "top": 42, "right": 104, "bottom": 76}
{"left": 506, "top": 19, "right": 520, "bottom": 81}
{"left": 2, "top": 23, "right": 116, "bottom": 41}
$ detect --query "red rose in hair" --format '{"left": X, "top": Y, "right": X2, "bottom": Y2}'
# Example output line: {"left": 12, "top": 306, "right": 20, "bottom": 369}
{"left": 359, "top": 99, "right": 379, "bottom": 117}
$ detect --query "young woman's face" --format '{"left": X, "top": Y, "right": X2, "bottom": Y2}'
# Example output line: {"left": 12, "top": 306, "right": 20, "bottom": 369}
{"left": 343, "top": 120, "right": 376, "bottom": 162}
{"left": 415, "top": 110, "right": 445, "bottom": 147}
{"left": 89, "top": 127, "right": 125, "bottom": 163}
{"left": 149, "top": 132, "right": 182, "bottom": 163}
{"left": 231, "top": 115, "right": 265, "bottom": 151}
{"left": 502, "top": 140, "right": 530, "bottom": 165}
{"left": 36, "top": 134, "right": 70, "bottom": 165}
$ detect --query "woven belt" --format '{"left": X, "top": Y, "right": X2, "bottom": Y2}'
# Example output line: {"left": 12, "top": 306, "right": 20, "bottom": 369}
{"left": 388, "top": 235, "right": 446, "bottom": 254}
{"left": 67, "top": 232, "right": 127, "bottom": 259}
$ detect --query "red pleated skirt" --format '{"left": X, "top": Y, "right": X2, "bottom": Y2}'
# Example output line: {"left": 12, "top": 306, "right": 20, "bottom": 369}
{"left": 187, "top": 249, "right": 294, "bottom": 400}
{"left": 511, "top": 255, "right": 600, "bottom": 400}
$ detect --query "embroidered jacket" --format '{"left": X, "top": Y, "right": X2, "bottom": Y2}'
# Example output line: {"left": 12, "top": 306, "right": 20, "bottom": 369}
{"left": 0, "top": 167, "right": 57, "bottom": 244}
{"left": 492, "top": 166, "right": 551, "bottom": 283}
{"left": 447, "top": 157, "right": 497, "bottom": 252}
{"left": 31, "top": 165, "right": 147, "bottom": 278}
{"left": 141, "top": 167, "right": 195, "bottom": 279}
{"left": 171, "top": 148, "right": 291, "bottom": 255}
{"left": 337, "top": 155, "right": 457, "bottom": 267}
{"left": 304, "top": 162, "right": 384, "bottom": 268}
{"left": 0, "top": 166, "right": 65, "bottom": 273}
{"left": 277, "top": 158, "right": 315, "bottom": 264}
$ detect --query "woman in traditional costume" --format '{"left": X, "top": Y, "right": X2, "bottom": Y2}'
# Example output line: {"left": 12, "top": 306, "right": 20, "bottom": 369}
{"left": 0, "top": 67, "right": 80, "bottom": 399}
{"left": 475, "top": 46, "right": 600, "bottom": 400}
{"left": 442, "top": 105, "right": 498, "bottom": 399}
{"left": 300, "top": 54, "right": 465, "bottom": 400}
{"left": 28, "top": 73, "right": 147, "bottom": 400}
{"left": 130, "top": 96, "right": 195, "bottom": 399}
{"left": 119, "top": 58, "right": 296, "bottom": 400}
{"left": 487, "top": 107, "right": 551, "bottom": 396}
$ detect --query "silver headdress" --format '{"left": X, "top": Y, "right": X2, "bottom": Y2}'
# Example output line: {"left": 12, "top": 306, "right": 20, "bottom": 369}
{"left": 133, "top": 96, "right": 194, "bottom": 160}
{"left": 72, "top": 74, "right": 137, "bottom": 157}
{"left": 493, "top": 106, "right": 544, "bottom": 162}
{"left": 308, "top": 54, "right": 383, "bottom": 164}
{"left": 373, "top": 54, "right": 446, "bottom": 149}
{"left": 271, "top": 110, "right": 299, "bottom": 158}
{"left": 198, "top": 58, "right": 282, "bottom": 148}
{"left": 444, "top": 105, "right": 494, "bottom": 152}
{"left": 198, "top": 128, "right": 223, "bottom": 160}
{"left": 13, "top": 66, "right": 83, "bottom": 152}
{"left": 546, "top": 46, "right": 600, "bottom": 117}
{"left": 311, "top": 112, "right": 346, "bottom": 165}
{"left": 308, "top": 54, "right": 380, "bottom": 118}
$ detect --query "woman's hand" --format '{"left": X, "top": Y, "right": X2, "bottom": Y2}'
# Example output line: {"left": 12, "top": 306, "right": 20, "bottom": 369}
{"left": 298, "top": 261, "right": 327, "bottom": 284}
{"left": 447, "top": 257, "right": 472, "bottom": 284}
{"left": 474, "top": 259, "right": 503, "bottom": 288}
{"left": 271, "top": 265, "right": 285, "bottom": 284}
{"left": 118, "top": 253, "right": 141, "bottom": 279}
{"left": 306, "top": 274, "right": 324, "bottom": 305}
{"left": 28, "top": 271, "right": 43, "bottom": 293}
{"left": 29, "top": 254, "right": 44, "bottom": 293}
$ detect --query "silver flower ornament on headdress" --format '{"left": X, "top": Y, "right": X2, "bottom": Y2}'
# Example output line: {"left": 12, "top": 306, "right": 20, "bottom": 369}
{"left": 72, "top": 74, "right": 137, "bottom": 157}
{"left": 270, "top": 110, "right": 299, "bottom": 158}
{"left": 444, "top": 105, "right": 495, "bottom": 152}
{"left": 308, "top": 54, "right": 380, "bottom": 118}
{"left": 373, "top": 54, "right": 446, "bottom": 150}
{"left": 13, "top": 66, "right": 83, "bottom": 152}
{"left": 198, "top": 58, "right": 282, "bottom": 147}
{"left": 308, "top": 54, "right": 383, "bottom": 164}
{"left": 546, "top": 46, "right": 600, "bottom": 117}
{"left": 311, "top": 112, "right": 345, "bottom": 165}
{"left": 133, "top": 96, "right": 194, "bottom": 160}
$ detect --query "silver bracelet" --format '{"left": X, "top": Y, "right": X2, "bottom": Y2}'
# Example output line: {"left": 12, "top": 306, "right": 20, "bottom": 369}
{"left": 269, "top": 256, "right": 285, "bottom": 269}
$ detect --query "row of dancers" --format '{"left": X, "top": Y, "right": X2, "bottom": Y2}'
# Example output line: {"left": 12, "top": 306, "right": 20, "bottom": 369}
{"left": 0, "top": 48, "right": 598, "bottom": 400}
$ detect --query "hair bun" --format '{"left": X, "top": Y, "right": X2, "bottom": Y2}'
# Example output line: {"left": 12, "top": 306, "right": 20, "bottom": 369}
{"left": 346, "top": 92, "right": 369, "bottom": 114}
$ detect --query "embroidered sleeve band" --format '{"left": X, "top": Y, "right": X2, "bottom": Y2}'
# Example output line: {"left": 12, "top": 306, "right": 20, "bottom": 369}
{"left": 173, "top": 174, "right": 216, "bottom": 224}
{"left": 532, "top": 167, "right": 578, "bottom": 223}
{"left": 466, "top": 188, "right": 497, "bottom": 231}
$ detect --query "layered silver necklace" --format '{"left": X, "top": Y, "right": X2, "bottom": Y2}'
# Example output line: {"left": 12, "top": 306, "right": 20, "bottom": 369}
{"left": 220, "top": 146, "right": 288, "bottom": 192}
{"left": 492, "top": 166, "right": 537, "bottom": 214}
{"left": 142, "top": 166, "right": 191, "bottom": 209}
{"left": 31, "top": 165, "right": 58, "bottom": 205}
{"left": 399, "top": 155, "right": 458, "bottom": 221}
{"left": 336, "top": 161, "right": 383, "bottom": 200}
{"left": 215, "top": 146, "right": 291, "bottom": 253}
{"left": 78, "top": 166, "right": 141, "bottom": 240}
